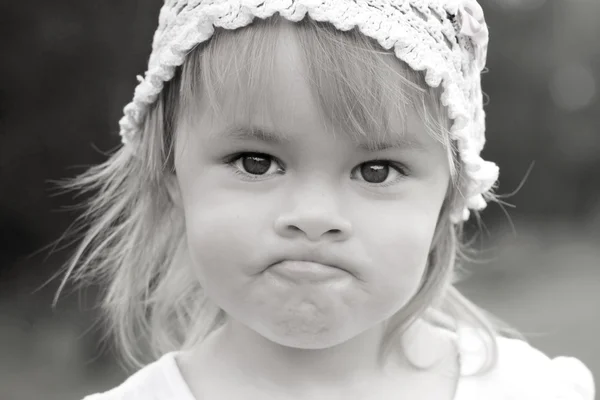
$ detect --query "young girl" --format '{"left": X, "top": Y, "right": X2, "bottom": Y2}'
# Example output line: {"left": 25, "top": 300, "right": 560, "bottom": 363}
{"left": 58, "top": 1, "right": 595, "bottom": 399}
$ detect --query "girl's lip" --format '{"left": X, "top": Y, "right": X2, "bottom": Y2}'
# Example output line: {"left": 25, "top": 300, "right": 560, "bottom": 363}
{"left": 265, "top": 249, "right": 363, "bottom": 281}
{"left": 267, "top": 260, "right": 349, "bottom": 282}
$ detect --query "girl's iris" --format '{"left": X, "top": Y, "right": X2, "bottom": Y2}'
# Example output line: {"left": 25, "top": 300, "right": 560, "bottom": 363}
{"left": 242, "top": 155, "right": 271, "bottom": 175}
{"left": 360, "top": 162, "right": 390, "bottom": 184}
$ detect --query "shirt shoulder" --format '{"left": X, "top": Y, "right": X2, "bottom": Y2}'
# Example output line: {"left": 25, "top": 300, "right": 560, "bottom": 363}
{"left": 455, "top": 330, "right": 595, "bottom": 400}
{"left": 81, "top": 352, "right": 196, "bottom": 400}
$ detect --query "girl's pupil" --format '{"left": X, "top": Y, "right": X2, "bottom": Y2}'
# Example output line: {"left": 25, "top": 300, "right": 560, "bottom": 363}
{"left": 361, "top": 162, "right": 388, "bottom": 183}
{"left": 243, "top": 155, "right": 271, "bottom": 175}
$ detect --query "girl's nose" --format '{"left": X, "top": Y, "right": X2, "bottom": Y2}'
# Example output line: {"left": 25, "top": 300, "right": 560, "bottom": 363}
{"left": 273, "top": 187, "right": 353, "bottom": 242}
{"left": 274, "top": 212, "right": 353, "bottom": 242}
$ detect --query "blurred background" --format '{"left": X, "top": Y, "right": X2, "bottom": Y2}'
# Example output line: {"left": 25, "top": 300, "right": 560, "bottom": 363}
{"left": 1, "top": 0, "right": 599, "bottom": 399}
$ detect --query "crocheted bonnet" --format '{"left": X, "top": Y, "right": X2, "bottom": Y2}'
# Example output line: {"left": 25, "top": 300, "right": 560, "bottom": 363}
{"left": 119, "top": 0, "right": 499, "bottom": 223}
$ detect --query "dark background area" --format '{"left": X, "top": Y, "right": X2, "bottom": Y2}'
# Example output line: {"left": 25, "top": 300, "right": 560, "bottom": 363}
{"left": 1, "top": 1, "right": 599, "bottom": 399}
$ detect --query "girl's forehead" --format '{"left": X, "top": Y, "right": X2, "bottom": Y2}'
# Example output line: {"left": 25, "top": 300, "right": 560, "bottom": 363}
{"left": 180, "top": 18, "right": 444, "bottom": 152}
{"left": 203, "top": 21, "right": 319, "bottom": 123}
{"left": 194, "top": 72, "right": 430, "bottom": 152}
{"left": 194, "top": 89, "right": 435, "bottom": 155}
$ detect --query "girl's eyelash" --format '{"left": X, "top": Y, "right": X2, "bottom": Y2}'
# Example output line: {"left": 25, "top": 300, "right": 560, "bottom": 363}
{"left": 382, "top": 167, "right": 408, "bottom": 186}
{"left": 362, "top": 159, "right": 409, "bottom": 187}
{"left": 224, "top": 152, "right": 284, "bottom": 181}
{"left": 223, "top": 152, "right": 410, "bottom": 185}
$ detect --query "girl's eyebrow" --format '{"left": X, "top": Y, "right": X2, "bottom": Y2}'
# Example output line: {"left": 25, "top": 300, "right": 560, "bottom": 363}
{"left": 218, "top": 124, "right": 428, "bottom": 152}
{"left": 357, "top": 137, "right": 428, "bottom": 152}
{"left": 219, "top": 125, "right": 292, "bottom": 145}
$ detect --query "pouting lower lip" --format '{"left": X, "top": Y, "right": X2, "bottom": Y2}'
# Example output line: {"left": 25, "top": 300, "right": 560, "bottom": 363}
{"left": 269, "top": 259, "right": 350, "bottom": 274}
{"left": 272, "top": 259, "right": 342, "bottom": 269}
{"left": 268, "top": 260, "right": 349, "bottom": 281}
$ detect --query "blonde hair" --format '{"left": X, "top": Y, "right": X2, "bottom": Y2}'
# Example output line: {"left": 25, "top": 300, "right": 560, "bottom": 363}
{"left": 54, "top": 15, "right": 520, "bottom": 374}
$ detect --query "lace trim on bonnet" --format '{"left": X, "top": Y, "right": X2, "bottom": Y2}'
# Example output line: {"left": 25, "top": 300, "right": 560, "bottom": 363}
{"left": 119, "top": 0, "right": 500, "bottom": 223}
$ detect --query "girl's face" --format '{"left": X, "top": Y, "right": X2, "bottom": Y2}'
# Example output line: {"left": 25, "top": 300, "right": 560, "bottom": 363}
{"left": 170, "top": 25, "right": 451, "bottom": 350}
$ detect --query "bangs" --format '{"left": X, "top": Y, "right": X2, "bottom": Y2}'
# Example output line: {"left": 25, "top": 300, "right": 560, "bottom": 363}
{"left": 175, "top": 14, "right": 456, "bottom": 176}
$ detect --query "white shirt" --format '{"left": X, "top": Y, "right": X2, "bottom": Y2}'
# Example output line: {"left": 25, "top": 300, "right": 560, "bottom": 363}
{"left": 82, "top": 332, "right": 595, "bottom": 400}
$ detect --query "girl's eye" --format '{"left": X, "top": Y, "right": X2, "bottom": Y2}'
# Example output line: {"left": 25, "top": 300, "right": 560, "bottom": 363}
{"left": 352, "top": 161, "right": 408, "bottom": 186}
{"left": 225, "top": 153, "right": 407, "bottom": 186}
{"left": 227, "top": 152, "right": 284, "bottom": 178}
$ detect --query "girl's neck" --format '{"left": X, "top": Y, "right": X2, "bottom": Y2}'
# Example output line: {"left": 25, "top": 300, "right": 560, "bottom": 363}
{"left": 205, "top": 319, "right": 387, "bottom": 386}
{"left": 176, "top": 318, "right": 461, "bottom": 400}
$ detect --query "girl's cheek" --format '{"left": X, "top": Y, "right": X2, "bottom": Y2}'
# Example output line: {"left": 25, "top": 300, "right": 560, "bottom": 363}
{"left": 369, "top": 208, "right": 437, "bottom": 268}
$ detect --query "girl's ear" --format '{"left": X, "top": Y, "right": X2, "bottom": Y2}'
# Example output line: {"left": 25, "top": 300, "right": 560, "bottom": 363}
{"left": 165, "top": 173, "right": 183, "bottom": 208}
